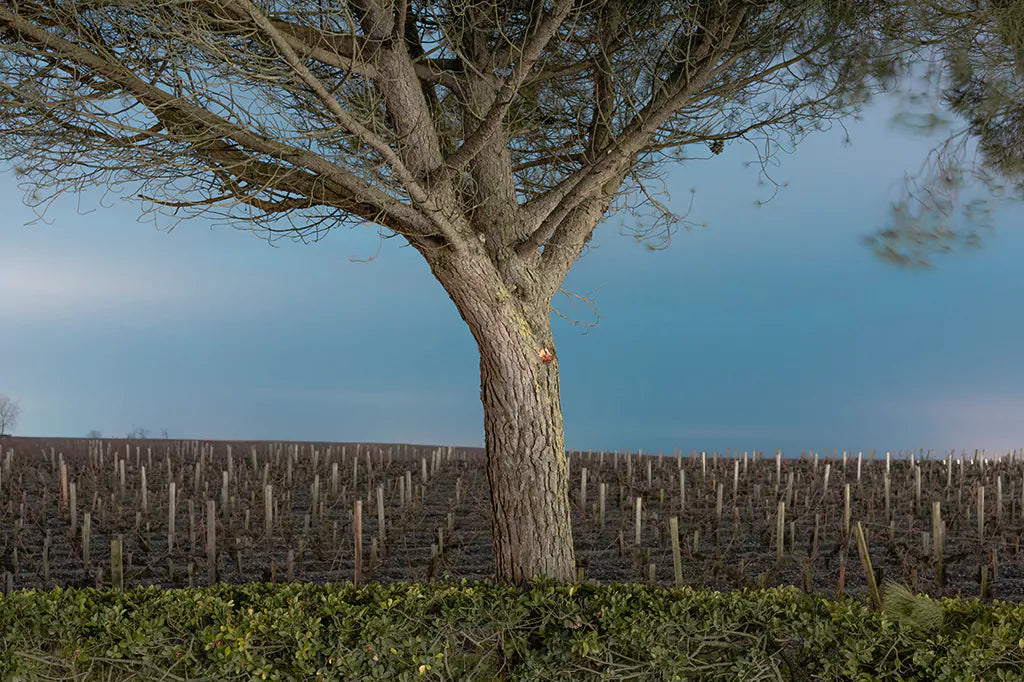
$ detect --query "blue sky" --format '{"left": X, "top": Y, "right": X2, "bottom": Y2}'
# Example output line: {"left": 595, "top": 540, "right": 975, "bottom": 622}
{"left": 2, "top": 86, "right": 1023, "bottom": 457}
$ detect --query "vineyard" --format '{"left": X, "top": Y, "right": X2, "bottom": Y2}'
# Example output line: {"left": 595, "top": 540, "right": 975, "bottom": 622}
{"left": 1, "top": 437, "right": 1022, "bottom": 602}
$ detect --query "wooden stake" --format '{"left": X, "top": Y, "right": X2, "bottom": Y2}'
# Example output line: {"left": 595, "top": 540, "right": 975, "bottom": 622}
{"left": 776, "top": 501, "right": 785, "bottom": 561}
{"left": 579, "top": 467, "right": 588, "bottom": 518}
{"left": 376, "top": 485, "right": 385, "bottom": 545}
{"left": 844, "top": 484, "right": 851, "bottom": 538}
{"left": 110, "top": 538, "right": 123, "bottom": 590}
{"left": 883, "top": 473, "right": 891, "bottom": 519}
{"left": 140, "top": 466, "right": 148, "bottom": 514}
{"left": 634, "top": 496, "right": 642, "bottom": 546}
{"left": 716, "top": 482, "right": 724, "bottom": 522}
{"left": 670, "top": 517, "right": 682, "bottom": 587}
{"left": 978, "top": 485, "right": 985, "bottom": 541}
{"left": 264, "top": 484, "right": 273, "bottom": 539}
{"left": 206, "top": 499, "right": 216, "bottom": 584}
{"left": 354, "top": 499, "right": 363, "bottom": 586}
{"left": 82, "top": 511, "right": 91, "bottom": 565}
{"left": 168, "top": 482, "right": 176, "bottom": 552}
{"left": 676, "top": 468, "right": 686, "bottom": 518}
{"left": 70, "top": 481, "right": 77, "bottom": 534}
{"left": 914, "top": 465, "right": 921, "bottom": 514}
{"left": 854, "top": 522, "right": 882, "bottom": 610}
{"left": 59, "top": 461, "right": 68, "bottom": 509}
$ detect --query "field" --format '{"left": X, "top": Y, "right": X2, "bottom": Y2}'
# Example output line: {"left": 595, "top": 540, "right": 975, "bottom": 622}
{"left": 1, "top": 436, "right": 1022, "bottom": 601}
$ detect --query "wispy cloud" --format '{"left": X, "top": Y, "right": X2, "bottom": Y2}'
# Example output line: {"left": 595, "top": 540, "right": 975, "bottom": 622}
{"left": 0, "top": 254, "right": 200, "bottom": 318}
{"left": 877, "top": 393, "right": 1024, "bottom": 450}
{"left": 252, "top": 385, "right": 462, "bottom": 410}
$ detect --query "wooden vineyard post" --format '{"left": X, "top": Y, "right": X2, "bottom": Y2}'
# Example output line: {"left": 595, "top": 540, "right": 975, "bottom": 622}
{"left": 670, "top": 517, "right": 682, "bottom": 588}
{"left": 634, "top": 496, "right": 642, "bottom": 546}
{"left": 599, "top": 483, "right": 607, "bottom": 530}
{"left": 353, "top": 499, "right": 363, "bottom": 586}
{"left": 932, "top": 501, "right": 944, "bottom": 587}
{"left": 311, "top": 475, "right": 320, "bottom": 525}
{"left": 854, "top": 522, "right": 882, "bottom": 610}
{"left": 812, "top": 513, "right": 820, "bottom": 557}
{"left": 82, "top": 511, "right": 91, "bottom": 566}
{"left": 140, "top": 465, "right": 148, "bottom": 514}
{"left": 776, "top": 501, "right": 785, "bottom": 561}
{"left": 844, "top": 484, "right": 851, "bottom": 538}
{"left": 220, "top": 471, "right": 229, "bottom": 524}
{"left": 206, "top": 499, "right": 217, "bottom": 585}
{"left": 883, "top": 473, "right": 891, "bottom": 520}
{"left": 69, "top": 482, "right": 77, "bottom": 535}
{"left": 168, "top": 482, "right": 176, "bottom": 552}
{"left": 59, "top": 460, "right": 68, "bottom": 510}
{"left": 679, "top": 469, "right": 686, "bottom": 516}
{"left": 110, "top": 538, "right": 123, "bottom": 591}
{"left": 996, "top": 476, "right": 1003, "bottom": 525}
{"left": 264, "top": 485, "right": 273, "bottom": 540}
{"left": 977, "top": 485, "right": 985, "bottom": 541}
{"left": 579, "top": 467, "right": 587, "bottom": 518}
{"left": 775, "top": 451, "right": 781, "bottom": 496}
{"left": 914, "top": 465, "right": 921, "bottom": 515}
{"left": 376, "top": 485, "right": 385, "bottom": 546}
{"left": 732, "top": 460, "right": 739, "bottom": 502}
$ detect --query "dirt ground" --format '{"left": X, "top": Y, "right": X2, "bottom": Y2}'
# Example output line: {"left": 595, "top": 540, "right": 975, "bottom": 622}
{"left": 1, "top": 437, "right": 1020, "bottom": 602}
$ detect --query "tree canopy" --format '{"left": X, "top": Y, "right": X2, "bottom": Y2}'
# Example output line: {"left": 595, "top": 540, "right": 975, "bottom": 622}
{"left": 0, "top": 1, "right": 917, "bottom": 269}
{"left": 868, "top": 0, "right": 1024, "bottom": 266}
{"left": 3, "top": 0, "right": 1020, "bottom": 583}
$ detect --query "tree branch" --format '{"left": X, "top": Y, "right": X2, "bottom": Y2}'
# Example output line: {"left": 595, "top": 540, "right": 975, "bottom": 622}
{"left": 432, "top": 0, "right": 576, "bottom": 186}
{"left": 0, "top": 4, "right": 438, "bottom": 240}
{"left": 525, "top": 5, "right": 753, "bottom": 284}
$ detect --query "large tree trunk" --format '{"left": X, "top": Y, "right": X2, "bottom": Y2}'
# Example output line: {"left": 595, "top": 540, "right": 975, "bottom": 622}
{"left": 427, "top": 239, "right": 576, "bottom": 584}
{"left": 478, "top": 307, "right": 575, "bottom": 584}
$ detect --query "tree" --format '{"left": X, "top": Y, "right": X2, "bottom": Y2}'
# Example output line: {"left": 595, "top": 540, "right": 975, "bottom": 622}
{"left": 127, "top": 426, "right": 150, "bottom": 439}
{"left": 0, "top": 0, "right": 948, "bottom": 583}
{"left": 868, "top": 0, "right": 1024, "bottom": 265}
{"left": 0, "top": 394, "right": 21, "bottom": 436}
{"left": 87, "top": 430, "right": 104, "bottom": 439}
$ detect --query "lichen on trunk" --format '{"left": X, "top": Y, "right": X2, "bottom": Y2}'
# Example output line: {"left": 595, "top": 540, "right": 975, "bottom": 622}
{"left": 432, "top": 244, "right": 576, "bottom": 584}
{"left": 478, "top": 304, "right": 575, "bottom": 584}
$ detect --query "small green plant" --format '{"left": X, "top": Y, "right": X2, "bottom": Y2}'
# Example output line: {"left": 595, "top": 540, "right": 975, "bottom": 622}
{"left": 882, "top": 581, "right": 943, "bottom": 633}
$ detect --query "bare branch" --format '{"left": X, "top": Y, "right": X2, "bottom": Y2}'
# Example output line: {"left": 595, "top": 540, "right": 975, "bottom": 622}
{"left": 433, "top": 0, "right": 576, "bottom": 184}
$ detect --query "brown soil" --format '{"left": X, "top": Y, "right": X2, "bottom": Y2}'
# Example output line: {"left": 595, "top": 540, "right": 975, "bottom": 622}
{"left": 0, "top": 437, "right": 1020, "bottom": 602}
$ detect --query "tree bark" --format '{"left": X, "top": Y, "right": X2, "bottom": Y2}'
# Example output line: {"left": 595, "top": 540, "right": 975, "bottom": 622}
{"left": 478, "top": 305, "right": 575, "bottom": 584}
{"left": 428, "top": 241, "right": 576, "bottom": 584}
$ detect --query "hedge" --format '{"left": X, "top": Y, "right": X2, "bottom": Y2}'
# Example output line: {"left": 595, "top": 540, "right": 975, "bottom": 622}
{"left": 1, "top": 580, "right": 1023, "bottom": 680}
